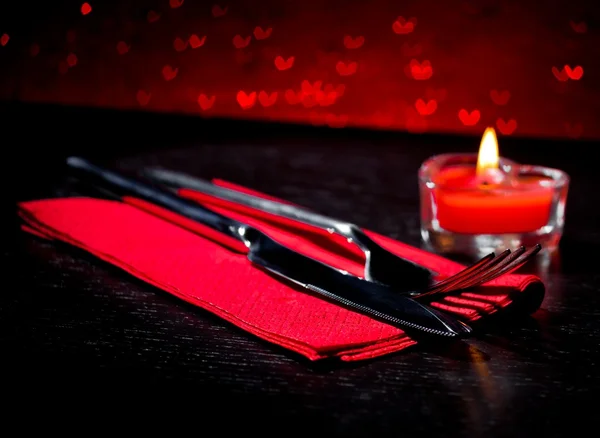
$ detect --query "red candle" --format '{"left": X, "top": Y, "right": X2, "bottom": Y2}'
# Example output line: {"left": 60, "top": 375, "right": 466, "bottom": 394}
{"left": 433, "top": 128, "right": 554, "bottom": 235}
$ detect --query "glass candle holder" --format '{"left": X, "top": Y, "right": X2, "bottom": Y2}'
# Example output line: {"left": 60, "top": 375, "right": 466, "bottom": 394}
{"left": 419, "top": 153, "right": 569, "bottom": 258}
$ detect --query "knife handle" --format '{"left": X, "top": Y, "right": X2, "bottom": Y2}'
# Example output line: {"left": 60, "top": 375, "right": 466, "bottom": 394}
{"left": 66, "top": 157, "right": 250, "bottom": 253}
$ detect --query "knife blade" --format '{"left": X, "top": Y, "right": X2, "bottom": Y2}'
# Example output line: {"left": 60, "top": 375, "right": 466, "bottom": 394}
{"left": 65, "top": 157, "right": 472, "bottom": 338}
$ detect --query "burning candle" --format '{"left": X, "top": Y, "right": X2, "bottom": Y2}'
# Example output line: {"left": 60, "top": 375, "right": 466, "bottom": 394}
{"left": 419, "top": 127, "right": 569, "bottom": 256}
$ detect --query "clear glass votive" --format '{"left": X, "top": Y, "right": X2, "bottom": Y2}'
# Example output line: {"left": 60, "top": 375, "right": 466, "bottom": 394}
{"left": 419, "top": 153, "right": 570, "bottom": 258}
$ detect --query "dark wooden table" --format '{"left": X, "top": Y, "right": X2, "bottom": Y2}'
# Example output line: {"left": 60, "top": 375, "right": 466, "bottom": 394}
{"left": 2, "top": 102, "right": 600, "bottom": 434}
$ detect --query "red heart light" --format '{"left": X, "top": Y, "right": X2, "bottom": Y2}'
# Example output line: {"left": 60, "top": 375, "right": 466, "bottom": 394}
{"left": 343, "top": 36, "right": 365, "bottom": 49}
{"left": 81, "top": 2, "right": 92, "bottom": 15}
{"left": 274, "top": 56, "right": 294, "bottom": 71}
{"left": 136, "top": 90, "right": 151, "bottom": 106}
{"left": 173, "top": 37, "right": 188, "bottom": 52}
{"left": 212, "top": 5, "right": 228, "bottom": 17}
{"left": 236, "top": 91, "right": 257, "bottom": 109}
{"left": 258, "top": 91, "right": 278, "bottom": 107}
{"left": 336, "top": 61, "right": 357, "bottom": 76}
{"left": 253, "top": 27, "right": 273, "bottom": 40}
{"left": 197, "top": 94, "right": 216, "bottom": 110}
{"left": 458, "top": 109, "right": 480, "bottom": 126}
{"left": 315, "top": 91, "right": 337, "bottom": 107}
{"left": 233, "top": 35, "right": 251, "bottom": 49}
{"left": 415, "top": 99, "right": 437, "bottom": 116}
{"left": 496, "top": 118, "right": 517, "bottom": 135}
{"left": 392, "top": 16, "right": 417, "bottom": 34}
{"left": 490, "top": 89, "right": 510, "bottom": 105}
{"left": 565, "top": 65, "right": 583, "bottom": 80}
{"left": 162, "top": 65, "right": 178, "bottom": 81}
{"left": 301, "top": 80, "right": 322, "bottom": 95}
{"left": 408, "top": 59, "right": 433, "bottom": 80}
{"left": 189, "top": 35, "right": 206, "bottom": 49}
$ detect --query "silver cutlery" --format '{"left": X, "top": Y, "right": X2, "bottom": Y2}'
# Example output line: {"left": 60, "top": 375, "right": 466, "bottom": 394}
{"left": 66, "top": 156, "right": 473, "bottom": 338}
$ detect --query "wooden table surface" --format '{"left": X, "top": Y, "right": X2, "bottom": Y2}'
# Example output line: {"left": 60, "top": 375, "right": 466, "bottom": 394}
{"left": 2, "top": 102, "right": 599, "bottom": 435}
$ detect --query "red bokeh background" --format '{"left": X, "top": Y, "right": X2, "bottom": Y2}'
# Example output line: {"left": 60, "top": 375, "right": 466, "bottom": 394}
{"left": 0, "top": 0, "right": 598, "bottom": 139}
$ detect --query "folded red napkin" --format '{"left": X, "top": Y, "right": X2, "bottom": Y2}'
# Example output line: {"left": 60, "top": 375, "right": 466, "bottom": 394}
{"left": 18, "top": 180, "right": 545, "bottom": 362}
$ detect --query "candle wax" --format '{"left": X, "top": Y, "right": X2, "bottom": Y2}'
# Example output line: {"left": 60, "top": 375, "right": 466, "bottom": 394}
{"left": 433, "top": 166, "right": 554, "bottom": 234}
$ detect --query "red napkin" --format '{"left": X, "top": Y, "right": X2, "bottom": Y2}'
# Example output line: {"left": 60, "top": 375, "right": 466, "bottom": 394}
{"left": 17, "top": 180, "right": 544, "bottom": 362}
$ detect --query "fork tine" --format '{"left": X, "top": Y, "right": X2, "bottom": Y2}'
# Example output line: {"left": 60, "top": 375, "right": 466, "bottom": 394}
{"left": 414, "top": 245, "right": 542, "bottom": 300}
{"left": 451, "top": 246, "right": 527, "bottom": 291}
{"left": 433, "top": 249, "right": 512, "bottom": 294}
{"left": 498, "top": 244, "right": 542, "bottom": 275}
{"left": 427, "top": 252, "right": 496, "bottom": 290}
{"left": 458, "top": 244, "right": 541, "bottom": 289}
{"left": 415, "top": 250, "right": 509, "bottom": 298}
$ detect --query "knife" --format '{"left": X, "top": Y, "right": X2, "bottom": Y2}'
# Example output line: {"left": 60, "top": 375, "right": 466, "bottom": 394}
{"left": 66, "top": 157, "right": 472, "bottom": 338}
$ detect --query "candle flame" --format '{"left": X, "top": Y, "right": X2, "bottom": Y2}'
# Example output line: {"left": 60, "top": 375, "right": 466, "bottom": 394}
{"left": 476, "top": 127, "right": 499, "bottom": 177}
